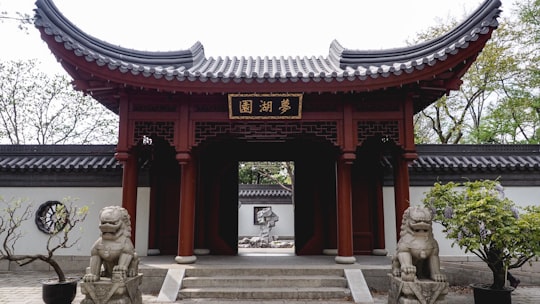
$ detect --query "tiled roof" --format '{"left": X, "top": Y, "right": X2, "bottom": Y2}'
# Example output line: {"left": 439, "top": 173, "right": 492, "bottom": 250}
{"left": 33, "top": 0, "right": 501, "bottom": 85}
{"left": 1, "top": 144, "right": 540, "bottom": 175}
{"left": 0, "top": 145, "right": 120, "bottom": 172}
{"left": 239, "top": 184, "right": 292, "bottom": 199}
{"left": 411, "top": 144, "right": 540, "bottom": 173}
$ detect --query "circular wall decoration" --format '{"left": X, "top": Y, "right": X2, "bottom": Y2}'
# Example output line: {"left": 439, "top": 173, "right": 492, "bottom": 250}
{"left": 35, "top": 201, "right": 69, "bottom": 234}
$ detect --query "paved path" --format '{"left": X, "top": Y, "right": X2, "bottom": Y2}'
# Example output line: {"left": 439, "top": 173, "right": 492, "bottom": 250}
{"left": 1, "top": 271, "right": 540, "bottom": 303}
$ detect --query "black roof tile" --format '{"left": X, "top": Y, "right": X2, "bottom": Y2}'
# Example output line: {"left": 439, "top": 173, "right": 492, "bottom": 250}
{"left": 1, "top": 144, "right": 540, "bottom": 185}
{"left": 0, "top": 145, "right": 120, "bottom": 172}
{"left": 239, "top": 184, "right": 292, "bottom": 199}
{"left": 410, "top": 144, "right": 540, "bottom": 173}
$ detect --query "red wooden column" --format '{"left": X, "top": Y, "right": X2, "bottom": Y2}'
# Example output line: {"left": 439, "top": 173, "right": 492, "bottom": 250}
{"left": 115, "top": 92, "right": 138, "bottom": 244}
{"left": 335, "top": 102, "right": 356, "bottom": 264}
{"left": 393, "top": 154, "right": 410, "bottom": 241}
{"left": 393, "top": 94, "right": 417, "bottom": 241}
{"left": 174, "top": 153, "right": 197, "bottom": 264}
{"left": 173, "top": 100, "right": 197, "bottom": 263}
{"left": 116, "top": 151, "right": 138, "bottom": 244}
{"left": 335, "top": 155, "right": 356, "bottom": 264}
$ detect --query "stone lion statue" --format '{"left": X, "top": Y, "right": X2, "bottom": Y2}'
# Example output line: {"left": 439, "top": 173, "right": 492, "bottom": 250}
{"left": 83, "top": 206, "right": 139, "bottom": 282}
{"left": 391, "top": 205, "right": 446, "bottom": 282}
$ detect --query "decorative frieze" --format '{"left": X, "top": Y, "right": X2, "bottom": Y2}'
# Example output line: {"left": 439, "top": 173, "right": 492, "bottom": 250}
{"left": 357, "top": 121, "right": 400, "bottom": 145}
{"left": 194, "top": 122, "right": 338, "bottom": 146}
{"left": 133, "top": 121, "right": 174, "bottom": 146}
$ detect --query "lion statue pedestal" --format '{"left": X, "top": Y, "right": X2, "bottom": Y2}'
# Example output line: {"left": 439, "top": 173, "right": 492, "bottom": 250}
{"left": 388, "top": 206, "right": 449, "bottom": 304}
{"left": 388, "top": 276, "right": 448, "bottom": 304}
{"left": 80, "top": 206, "right": 143, "bottom": 304}
{"left": 80, "top": 272, "right": 142, "bottom": 304}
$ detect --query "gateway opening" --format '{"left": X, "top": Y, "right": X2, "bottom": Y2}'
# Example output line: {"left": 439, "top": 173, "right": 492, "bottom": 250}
{"left": 237, "top": 161, "right": 295, "bottom": 256}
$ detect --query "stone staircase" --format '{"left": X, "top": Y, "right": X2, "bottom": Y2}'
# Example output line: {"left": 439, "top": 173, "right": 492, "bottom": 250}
{"left": 178, "top": 267, "right": 354, "bottom": 301}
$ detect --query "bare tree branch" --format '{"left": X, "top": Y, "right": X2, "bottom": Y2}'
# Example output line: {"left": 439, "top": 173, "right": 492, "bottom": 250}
{"left": 0, "top": 197, "right": 88, "bottom": 282}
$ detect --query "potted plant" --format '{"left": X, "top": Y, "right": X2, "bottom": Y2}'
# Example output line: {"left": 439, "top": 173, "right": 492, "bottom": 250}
{"left": 422, "top": 179, "right": 540, "bottom": 304}
{"left": 0, "top": 196, "right": 88, "bottom": 304}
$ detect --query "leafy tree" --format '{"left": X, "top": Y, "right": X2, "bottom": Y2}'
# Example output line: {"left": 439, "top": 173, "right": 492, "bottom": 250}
{"left": 238, "top": 161, "right": 294, "bottom": 206}
{"left": 0, "top": 59, "right": 118, "bottom": 144}
{"left": 413, "top": 1, "right": 540, "bottom": 144}
{"left": 413, "top": 16, "right": 520, "bottom": 144}
{"left": 423, "top": 179, "right": 540, "bottom": 290}
{"left": 478, "top": 81, "right": 540, "bottom": 144}
{"left": 465, "top": 22, "right": 522, "bottom": 143}
{"left": 475, "top": 1, "right": 540, "bottom": 144}
{"left": 480, "top": 0, "right": 540, "bottom": 143}
{"left": 239, "top": 161, "right": 293, "bottom": 190}
{"left": 516, "top": 0, "right": 540, "bottom": 44}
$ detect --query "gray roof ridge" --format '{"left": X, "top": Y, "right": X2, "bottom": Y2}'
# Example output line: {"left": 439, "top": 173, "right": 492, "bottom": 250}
{"left": 416, "top": 144, "right": 540, "bottom": 155}
{"left": 1, "top": 144, "right": 540, "bottom": 173}
{"left": 0, "top": 144, "right": 116, "bottom": 155}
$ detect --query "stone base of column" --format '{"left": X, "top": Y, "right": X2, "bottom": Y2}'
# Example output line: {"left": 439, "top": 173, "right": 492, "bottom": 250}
{"left": 194, "top": 248, "right": 210, "bottom": 255}
{"left": 335, "top": 256, "right": 356, "bottom": 264}
{"left": 175, "top": 255, "right": 197, "bottom": 264}
{"left": 372, "top": 249, "right": 388, "bottom": 256}
{"left": 147, "top": 249, "right": 160, "bottom": 256}
{"left": 322, "top": 249, "right": 338, "bottom": 256}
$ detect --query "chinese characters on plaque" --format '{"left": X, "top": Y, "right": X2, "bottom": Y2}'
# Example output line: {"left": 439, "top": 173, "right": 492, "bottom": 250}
{"left": 228, "top": 93, "right": 302, "bottom": 119}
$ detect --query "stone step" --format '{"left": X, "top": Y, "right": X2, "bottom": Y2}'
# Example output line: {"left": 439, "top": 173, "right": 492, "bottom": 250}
{"left": 182, "top": 274, "right": 347, "bottom": 288}
{"left": 179, "top": 267, "right": 353, "bottom": 301}
{"left": 185, "top": 267, "right": 345, "bottom": 277}
{"left": 179, "top": 287, "right": 352, "bottom": 300}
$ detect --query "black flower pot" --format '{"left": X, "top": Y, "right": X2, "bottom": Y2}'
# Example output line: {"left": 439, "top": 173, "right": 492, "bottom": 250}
{"left": 42, "top": 278, "right": 78, "bottom": 304}
{"left": 471, "top": 283, "right": 514, "bottom": 304}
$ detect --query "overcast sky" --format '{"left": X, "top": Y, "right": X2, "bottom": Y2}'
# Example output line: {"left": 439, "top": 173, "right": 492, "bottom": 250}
{"left": 1, "top": 0, "right": 510, "bottom": 74}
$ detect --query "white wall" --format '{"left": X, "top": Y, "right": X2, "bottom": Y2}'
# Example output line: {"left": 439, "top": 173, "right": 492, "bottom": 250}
{"left": 134, "top": 187, "right": 150, "bottom": 255}
{"left": 0, "top": 187, "right": 150, "bottom": 257}
{"left": 5, "top": 184, "right": 539, "bottom": 258}
{"left": 238, "top": 203, "right": 294, "bottom": 238}
{"left": 384, "top": 186, "right": 540, "bottom": 257}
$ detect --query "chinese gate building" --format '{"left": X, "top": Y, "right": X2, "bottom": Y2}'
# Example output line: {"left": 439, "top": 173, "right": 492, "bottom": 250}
{"left": 34, "top": 0, "right": 502, "bottom": 263}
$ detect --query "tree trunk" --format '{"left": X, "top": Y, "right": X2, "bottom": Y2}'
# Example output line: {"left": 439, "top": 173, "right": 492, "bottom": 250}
{"left": 488, "top": 249, "right": 506, "bottom": 290}
{"left": 41, "top": 256, "right": 66, "bottom": 282}
{"left": 491, "top": 267, "right": 506, "bottom": 290}
{"left": 488, "top": 248, "right": 506, "bottom": 289}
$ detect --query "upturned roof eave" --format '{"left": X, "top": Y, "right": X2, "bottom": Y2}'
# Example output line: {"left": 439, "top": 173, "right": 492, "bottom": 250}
{"left": 338, "top": 0, "right": 502, "bottom": 67}
{"left": 33, "top": 0, "right": 501, "bottom": 95}
{"left": 33, "top": 0, "right": 203, "bottom": 67}
{"left": 36, "top": 26, "right": 494, "bottom": 97}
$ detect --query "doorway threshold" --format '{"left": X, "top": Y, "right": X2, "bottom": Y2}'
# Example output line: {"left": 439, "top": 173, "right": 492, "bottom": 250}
{"left": 238, "top": 247, "right": 295, "bottom": 256}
